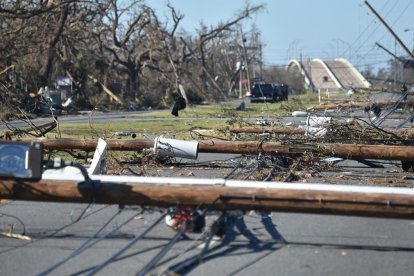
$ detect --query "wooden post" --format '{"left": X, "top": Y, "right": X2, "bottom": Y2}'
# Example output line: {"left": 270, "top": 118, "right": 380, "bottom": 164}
{"left": 39, "top": 138, "right": 154, "bottom": 151}
{"left": 230, "top": 126, "right": 306, "bottom": 135}
{"left": 35, "top": 138, "right": 414, "bottom": 161}
{"left": 229, "top": 126, "right": 414, "bottom": 138}
{"left": 0, "top": 179, "right": 414, "bottom": 219}
{"left": 310, "top": 100, "right": 414, "bottom": 110}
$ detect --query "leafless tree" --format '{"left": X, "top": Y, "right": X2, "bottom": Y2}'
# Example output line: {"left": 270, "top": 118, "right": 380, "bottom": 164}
{"left": 91, "top": 0, "right": 182, "bottom": 104}
{"left": 0, "top": 0, "right": 265, "bottom": 111}
{"left": 178, "top": 3, "right": 264, "bottom": 101}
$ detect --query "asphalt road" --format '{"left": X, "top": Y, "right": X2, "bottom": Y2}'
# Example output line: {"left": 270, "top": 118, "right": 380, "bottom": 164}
{"left": 0, "top": 199, "right": 413, "bottom": 276}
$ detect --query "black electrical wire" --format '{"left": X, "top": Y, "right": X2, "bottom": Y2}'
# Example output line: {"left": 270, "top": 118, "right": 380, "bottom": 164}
{"left": 38, "top": 161, "right": 96, "bottom": 237}
{"left": 37, "top": 207, "right": 134, "bottom": 276}
{"left": 43, "top": 202, "right": 95, "bottom": 239}
{"left": 0, "top": 160, "right": 103, "bottom": 256}
{"left": 372, "top": 90, "right": 409, "bottom": 127}
{"left": 262, "top": 162, "right": 281, "bottom": 182}
{"left": 157, "top": 197, "right": 224, "bottom": 275}
{"left": 136, "top": 226, "right": 187, "bottom": 276}
{"left": 0, "top": 204, "right": 110, "bottom": 256}
{"left": 0, "top": 212, "right": 27, "bottom": 235}
{"left": 224, "top": 157, "right": 246, "bottom": 179}
{"left": 86, "top": 213, "right": 167, "bottom": 276}
{"left": 242, "top": 164, "right": 259, "bottom": 180}
{"left": 156, "top": 225, "right": 212, "bottom": 274}
{"left": 165, "top": 214, "right": 228, "bottom": 275}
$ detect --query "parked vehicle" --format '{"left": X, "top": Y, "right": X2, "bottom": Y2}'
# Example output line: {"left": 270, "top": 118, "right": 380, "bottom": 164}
{"left": 249, "top": 82, "right": 288, "bottom": 103}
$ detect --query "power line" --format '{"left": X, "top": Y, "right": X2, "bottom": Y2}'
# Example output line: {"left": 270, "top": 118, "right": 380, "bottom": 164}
{"left": 86, "top": 213, "right": 167, "bottom": 276}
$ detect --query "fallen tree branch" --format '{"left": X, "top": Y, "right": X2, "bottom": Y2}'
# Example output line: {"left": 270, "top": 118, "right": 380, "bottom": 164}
{"left": 88, "top": 75, "right": 123, "bottom": 105}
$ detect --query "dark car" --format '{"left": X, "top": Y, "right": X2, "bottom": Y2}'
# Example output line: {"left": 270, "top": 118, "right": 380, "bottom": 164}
{"left": 250, "top": 83, "right": 288, "bottom": 103}
{"left": 250, "top": 83, "right": 276, "bottom": 103}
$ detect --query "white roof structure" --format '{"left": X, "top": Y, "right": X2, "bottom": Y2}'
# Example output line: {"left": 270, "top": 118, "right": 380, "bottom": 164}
{"left": 288, "top": 58, "right": 371, "bottom": 91}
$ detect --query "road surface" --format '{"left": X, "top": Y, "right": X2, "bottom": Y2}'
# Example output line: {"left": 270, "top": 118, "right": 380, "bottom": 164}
{"left": 0, "top": 198, "right": 413, "bottom": 275}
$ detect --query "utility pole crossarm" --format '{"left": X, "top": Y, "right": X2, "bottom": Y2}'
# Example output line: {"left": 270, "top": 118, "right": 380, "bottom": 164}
{"left": 375, "top": 43, "right": 407, "bottom": 64}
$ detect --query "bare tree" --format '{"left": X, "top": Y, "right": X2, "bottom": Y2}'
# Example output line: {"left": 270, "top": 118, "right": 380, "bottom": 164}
{"left": 92, "top": 1, "right": 172, "bottom": 103}
{"left": 0, "top": 0, "right": 265, "bottom": 111}
{"left": 0, "top": 1, "right": 107, "bottom": 88}
{"left": 178, "top": 3, "right": 264, "bottom": 101}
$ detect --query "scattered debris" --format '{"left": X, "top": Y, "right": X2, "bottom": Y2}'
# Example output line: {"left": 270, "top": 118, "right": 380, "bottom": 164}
{"left": 0, "top": 232, "right": 31, "bottom": 241}
{"left": 154, "top": 136, "right": 199, "bottom": 159}
{"left": 292, "top": 111, "right": 308, "bottom": 117}
{"left": 236, "top": 101, "right": 246, "bottom": 111}
{"left": 115, "top": 131, "right": 137, "bottom": 138}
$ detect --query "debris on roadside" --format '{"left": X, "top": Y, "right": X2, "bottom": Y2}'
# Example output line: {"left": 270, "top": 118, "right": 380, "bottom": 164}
{"left": 115, "top": 131, "right": 137, "bottom": 138}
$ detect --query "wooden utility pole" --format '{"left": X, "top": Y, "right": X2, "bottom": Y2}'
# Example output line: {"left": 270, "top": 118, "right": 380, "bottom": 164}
{"left": 35, "top": 138, "right": 414, "bottom": 161}
{"left": 365, "top": 1, "right": 414, "bottom": 60}
{"left": 198, "top": 141, "right": 414, "bottom": 161}
{"left": 239, "top": 25, "right": 251, "bottom": 96}
{"left": 1, "top": 178, "right": 414, "bottom": 219}
{"left": 229, "top": 126, "right": 414, "bottom": 138}
{"left": 310, "top": 99, "right": 414, "bottom": 110}
{"left": 230, "top": 126, "right": 306, "bottom": 135}
{"left": 39, "top": 138, "right": 154, "bottom": 151}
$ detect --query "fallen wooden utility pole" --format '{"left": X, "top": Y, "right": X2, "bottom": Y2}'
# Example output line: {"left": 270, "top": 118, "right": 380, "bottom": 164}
{"left": 229, "top": 126, "right": 414, "bottom": 138}
{"left": 1, "top": 176, "right": 414, "bottom": 219}
{"left": 310, "top": 100, "right": 414, "bottom": 111}
{"left": 39, "top": 138, "right": 154, "bottom": 151}
{"left": 37, "top": 138, "right": 414, "bottom": 161}
{"left": 229, "top": 126, "right": 306, "bottom": 135}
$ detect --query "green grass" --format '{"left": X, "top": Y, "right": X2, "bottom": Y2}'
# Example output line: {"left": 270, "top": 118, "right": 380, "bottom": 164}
{"left": 33, "top": 93, "right": 323, "bottom": 165}
{"left": 44, "top": 93, "right": 322, "bottom": 140}
{"left": 50, "top": 118, "right": 230, "bottom": 140}
{"left": 133, "top": 93, "right": 321, "bottom": 119}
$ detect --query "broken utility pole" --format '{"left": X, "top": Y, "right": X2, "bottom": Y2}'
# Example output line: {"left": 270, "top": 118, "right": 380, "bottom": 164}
{"left": 230, "top": 126, "right": 305, "bottom": 135}
{"left": 1, "top": 177, "right": 414, "bottom": 219}
{"left": 310, "top": 99, "right": 414, "bottom": 111}
{"left": 36, "top": 138, "right": 414, "bottom": 161}
{"left": 229, "top": 126, "right": 414, "bottom": 138}
{"left": 365, "top": 0, "right": 414, "bottom": 60}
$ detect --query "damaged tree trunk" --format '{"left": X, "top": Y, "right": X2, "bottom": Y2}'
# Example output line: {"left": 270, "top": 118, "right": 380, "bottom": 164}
{"left": 1, "top": 178, "right": 414, "bottom": 219}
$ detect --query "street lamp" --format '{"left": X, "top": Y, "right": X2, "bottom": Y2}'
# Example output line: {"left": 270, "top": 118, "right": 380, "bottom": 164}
{"left": 404, "top": 28, "right": 414, "bottom": 53}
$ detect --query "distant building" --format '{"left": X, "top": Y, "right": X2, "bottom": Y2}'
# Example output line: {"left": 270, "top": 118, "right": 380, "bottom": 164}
{"left": 56, "top": 76, "right": 72, "bottom": 100}
{"left": 287, "top": 58, "right": 371, "bottom": 92}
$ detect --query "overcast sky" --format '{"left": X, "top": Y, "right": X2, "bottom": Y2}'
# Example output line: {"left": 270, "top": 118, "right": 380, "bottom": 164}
{"left": 150, "top": 0, "right": 414, "bottom": 71}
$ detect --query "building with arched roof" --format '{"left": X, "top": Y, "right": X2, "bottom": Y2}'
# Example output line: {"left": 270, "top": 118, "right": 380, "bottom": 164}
{"left": 287, "top": 58, "right": 371, "bottom": 92}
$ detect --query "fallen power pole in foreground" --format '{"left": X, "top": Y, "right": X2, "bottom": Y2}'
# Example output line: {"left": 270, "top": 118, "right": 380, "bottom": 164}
{"left": 1, "top": 175, "right": 414, "bottom": 219}
{"left": 38, "top": 138, "right": 414, "bottom": 161}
